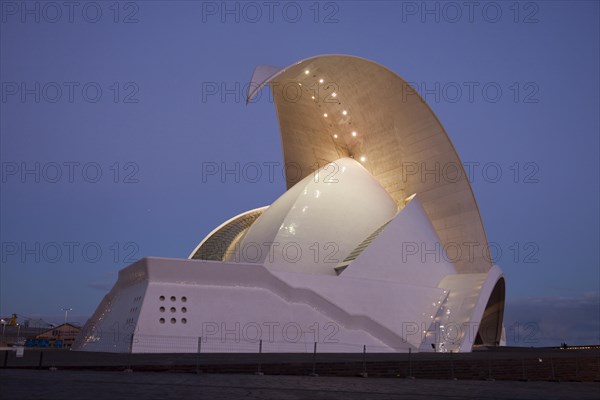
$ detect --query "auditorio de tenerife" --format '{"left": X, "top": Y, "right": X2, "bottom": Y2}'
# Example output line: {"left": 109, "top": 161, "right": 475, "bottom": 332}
{"left": 74, "top": 55, "right": 505, "bottom": 353}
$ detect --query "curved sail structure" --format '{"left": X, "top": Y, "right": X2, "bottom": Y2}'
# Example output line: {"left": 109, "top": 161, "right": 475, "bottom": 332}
{"left": 75, "top": 55, "right": 505, "bottom": 354}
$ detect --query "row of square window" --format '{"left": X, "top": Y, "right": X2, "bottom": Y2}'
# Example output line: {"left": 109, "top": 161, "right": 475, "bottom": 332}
{"left": 159, "top": 318, "right": 187, "bottom": 324}
{"left": 159, "top": 296, "right": 187, "bottom": 302}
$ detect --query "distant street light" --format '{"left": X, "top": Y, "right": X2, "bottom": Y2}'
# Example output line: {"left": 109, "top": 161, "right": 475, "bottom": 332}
{"left": 62, "top": 308, "right": 73, "bottom": 324}
{"left": 1, "top": 319, "right": 6, "bottom": 344}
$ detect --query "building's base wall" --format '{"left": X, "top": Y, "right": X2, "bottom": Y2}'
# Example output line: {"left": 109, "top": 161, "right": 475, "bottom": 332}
{"left": 73, "top": 257, "right": 504, "bottom": 354}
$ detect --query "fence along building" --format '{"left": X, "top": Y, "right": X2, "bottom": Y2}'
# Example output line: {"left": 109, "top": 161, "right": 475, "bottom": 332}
{"left": 73, "top": 55, "right": 506, "bottom": 354}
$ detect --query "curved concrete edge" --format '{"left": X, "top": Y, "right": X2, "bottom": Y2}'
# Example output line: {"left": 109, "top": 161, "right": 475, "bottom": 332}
{"left": 188, "top": 206, "right": 269, "bottom": 259}
{"left": 458, "top": 265, "right": 505, "bottom": 352}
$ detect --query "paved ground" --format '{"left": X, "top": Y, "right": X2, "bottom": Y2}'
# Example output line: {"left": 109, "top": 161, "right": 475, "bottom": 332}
{"left": 1, "top": 369, "right": 599, "bottom": 399}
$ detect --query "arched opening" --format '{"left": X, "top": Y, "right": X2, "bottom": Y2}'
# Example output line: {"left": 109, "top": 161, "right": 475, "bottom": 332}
{"left": 474, "top": 277, "right": 505, "bottom": 346}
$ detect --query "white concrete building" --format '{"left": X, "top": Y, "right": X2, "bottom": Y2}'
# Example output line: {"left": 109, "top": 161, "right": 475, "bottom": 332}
{"left": 73, "top": 55, "right": 505, "bottom": 353}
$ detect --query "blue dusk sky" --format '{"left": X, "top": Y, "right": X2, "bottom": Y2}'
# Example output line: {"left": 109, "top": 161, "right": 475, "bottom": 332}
{"left": 1, "top": 1, "right": 598, "bottom": 347}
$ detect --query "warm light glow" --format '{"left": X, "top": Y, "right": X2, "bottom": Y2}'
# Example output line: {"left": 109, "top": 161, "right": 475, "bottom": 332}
{"left": 319, "top": 78, "right": 324, "bottom": 83}
{"left": 359, "top": 156, "right": 367, "bottom": 162}
{"left": 333, "top": 134, "right": 338, "bottom": 139}
{"left": 404, "top": 193, "right": 417, "bottom": 204}
{"left": 332, "top": 92, "right": 337, "bottom": 98}
{"left": 304, "top": 70, "right": 310, "bottom": 75}
{"left": 351, "top": 131, "right": 357, "bottom": 137}
{"left": 323, "top": 113, "right": 328, "bottom": 118}
{"left": 311, "top": 95, "right": 315, "bottom": 100}
{"left": 342, "top": 110, "right": 347, "bottom": 115}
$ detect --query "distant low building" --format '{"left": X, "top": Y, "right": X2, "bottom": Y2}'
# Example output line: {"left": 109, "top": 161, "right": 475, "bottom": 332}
{"left": 33, "top": 323, "right": 81, "bottom": 349}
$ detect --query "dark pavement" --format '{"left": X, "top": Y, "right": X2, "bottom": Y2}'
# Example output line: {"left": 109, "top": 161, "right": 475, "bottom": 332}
{"left": 1, "top": 369, "right": 599, "bottom": 400}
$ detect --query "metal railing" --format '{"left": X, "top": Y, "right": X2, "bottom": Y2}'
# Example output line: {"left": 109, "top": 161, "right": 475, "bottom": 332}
{"left": 2, "top": 333, "right": 600, "bottom": 382}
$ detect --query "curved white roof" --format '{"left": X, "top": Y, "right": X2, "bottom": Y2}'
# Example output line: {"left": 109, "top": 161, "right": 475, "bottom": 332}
{"left": 237, "top": 157, "right": 398, "bottom": 275}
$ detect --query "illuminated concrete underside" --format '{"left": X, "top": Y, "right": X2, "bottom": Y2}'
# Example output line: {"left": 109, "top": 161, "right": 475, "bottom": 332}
{"left": 74, "top": 55, "right": 505, "bottom": 353}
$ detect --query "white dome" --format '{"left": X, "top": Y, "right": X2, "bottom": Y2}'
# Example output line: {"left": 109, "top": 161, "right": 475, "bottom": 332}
{"left": 236, "top": 157, "right": 398, "bottom": 275}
